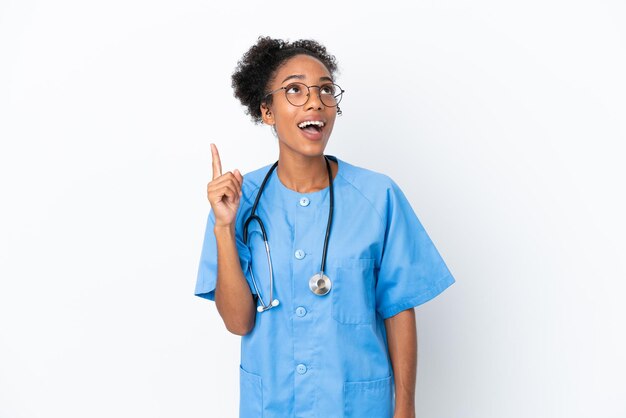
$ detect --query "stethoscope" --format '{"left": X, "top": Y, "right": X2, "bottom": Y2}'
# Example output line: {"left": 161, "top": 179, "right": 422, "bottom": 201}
{"left": 243, "top": 156, "right": 334, "bottom": 313}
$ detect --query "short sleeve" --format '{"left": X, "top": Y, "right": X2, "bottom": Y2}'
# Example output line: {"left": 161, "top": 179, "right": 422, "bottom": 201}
{"left": 194, "top": 209, "right": 256, "bottom": 301}
{"left": 375, "top": 180, "right": 455, "bottom": 319}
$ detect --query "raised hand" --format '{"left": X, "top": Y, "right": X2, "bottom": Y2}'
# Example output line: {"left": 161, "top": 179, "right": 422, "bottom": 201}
{"left": 206, "top": 143, "right": 244, "bottom": 228}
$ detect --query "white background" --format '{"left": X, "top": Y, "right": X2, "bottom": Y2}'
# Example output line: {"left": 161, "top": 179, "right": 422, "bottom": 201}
{"left": 1, "top": 0, "right": 625, "bottom": 417}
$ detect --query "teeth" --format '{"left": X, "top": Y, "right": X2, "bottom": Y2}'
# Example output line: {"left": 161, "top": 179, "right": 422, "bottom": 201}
{"left": 298, "top": 120, "right": 325, "bottom": 128}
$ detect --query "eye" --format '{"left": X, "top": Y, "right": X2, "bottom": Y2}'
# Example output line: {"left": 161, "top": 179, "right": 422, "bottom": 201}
{"left": 320, "top": 84, "right": 336, "bottom": 96}
{"left": 285, "top": 84, "right": 303, "bottom": 94}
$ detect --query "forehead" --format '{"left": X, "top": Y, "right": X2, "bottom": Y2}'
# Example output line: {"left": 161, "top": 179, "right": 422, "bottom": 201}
{"left": 272, "top": 54, "right": 332, "bottom": 84}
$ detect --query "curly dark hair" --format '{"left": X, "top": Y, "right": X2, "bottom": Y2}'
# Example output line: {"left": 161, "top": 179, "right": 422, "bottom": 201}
{"left": 231, "top": 36, "right": 339, "bottom": 124}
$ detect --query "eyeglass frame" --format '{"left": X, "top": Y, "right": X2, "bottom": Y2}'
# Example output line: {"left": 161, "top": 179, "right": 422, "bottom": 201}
{"left": 262, "top": 82, "right": 345, "bottom": 108}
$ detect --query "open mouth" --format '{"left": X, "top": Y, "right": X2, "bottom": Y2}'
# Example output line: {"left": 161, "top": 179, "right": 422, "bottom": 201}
{"left": 298, "top": 120, "right": 325, "bottom": 134}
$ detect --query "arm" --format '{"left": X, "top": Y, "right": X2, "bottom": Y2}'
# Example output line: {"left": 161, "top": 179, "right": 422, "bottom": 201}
{"left": 213, "top": 225, "right": 256, "bottom": 335}
{"left": 384, "top": 308, "right": 417, "bottom": 418}
{"left": 208, "top": 143, "right": 256, "bottom": 336}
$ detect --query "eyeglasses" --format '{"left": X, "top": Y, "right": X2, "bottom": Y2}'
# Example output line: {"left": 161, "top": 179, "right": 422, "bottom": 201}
{"left": 263, "top": 82, "right": 345, "bottom": 107}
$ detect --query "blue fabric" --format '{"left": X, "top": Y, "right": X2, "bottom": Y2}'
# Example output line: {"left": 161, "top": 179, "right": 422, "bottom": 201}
{"left": 195, "top": 156, "right": 455, "bottom": 418}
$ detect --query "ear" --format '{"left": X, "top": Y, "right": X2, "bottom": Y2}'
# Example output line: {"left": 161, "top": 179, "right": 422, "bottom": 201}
{"left": 260, "top": 103, "right": 275, "bottom": 125}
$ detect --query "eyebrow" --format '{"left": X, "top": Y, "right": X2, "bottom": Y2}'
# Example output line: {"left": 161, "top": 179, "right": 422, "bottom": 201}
{"left": 281, "top": 74, "right": 334, "bottom": 84}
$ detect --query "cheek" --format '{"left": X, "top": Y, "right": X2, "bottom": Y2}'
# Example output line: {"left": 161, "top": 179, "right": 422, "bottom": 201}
{"left": 273, "top": 110, "right": 299, "bottom": 130}
{"left": 326, "top": 115, "right": 337, "bottom": 132}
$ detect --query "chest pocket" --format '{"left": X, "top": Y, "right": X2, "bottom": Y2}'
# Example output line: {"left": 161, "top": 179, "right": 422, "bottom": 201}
{"left": 331, "top": 258, "right": 376, "bottom": 325}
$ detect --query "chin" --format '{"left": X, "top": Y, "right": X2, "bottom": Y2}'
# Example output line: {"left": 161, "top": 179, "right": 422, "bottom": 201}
{"left": 279, "top": 136, "right": 329, "bottom": 157}
{"left": 301, "top": 140, "right": 330, "bottom": 155}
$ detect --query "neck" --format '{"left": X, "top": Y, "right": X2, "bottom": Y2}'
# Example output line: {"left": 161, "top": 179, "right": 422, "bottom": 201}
{"left": 276, "top": 150, "right": 336, "bottom": 193}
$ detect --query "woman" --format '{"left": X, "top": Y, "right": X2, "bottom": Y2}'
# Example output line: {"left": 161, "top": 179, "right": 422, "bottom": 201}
{"left": 195, "top": 36, "right": 455, "bottom": 418}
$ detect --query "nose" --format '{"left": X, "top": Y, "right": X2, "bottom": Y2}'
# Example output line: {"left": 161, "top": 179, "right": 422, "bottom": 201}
{"left": 305, "top": 86, "right": 324, "bottom": 110}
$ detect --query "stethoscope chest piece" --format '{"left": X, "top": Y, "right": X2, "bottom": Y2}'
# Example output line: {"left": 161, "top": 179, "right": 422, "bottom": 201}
{"left": 309, "top": 273, "right": 332, "bottom": 296}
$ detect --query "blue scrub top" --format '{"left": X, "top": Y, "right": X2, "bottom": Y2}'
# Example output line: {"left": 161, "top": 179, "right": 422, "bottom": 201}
{"left": 195, "top": 156, "right": 455, "bottom": 418}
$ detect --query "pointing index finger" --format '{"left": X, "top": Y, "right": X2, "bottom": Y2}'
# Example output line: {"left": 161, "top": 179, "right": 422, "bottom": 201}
{"left": 211, "top": 143, "right": 222, "bottom": 180}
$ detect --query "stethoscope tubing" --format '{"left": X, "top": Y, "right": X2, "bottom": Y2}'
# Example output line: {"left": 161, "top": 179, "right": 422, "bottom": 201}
{"left": 243, "top": 156, "right": 334, "bottom": 312}
{"left": 320, "top": 157, "right": 334, "bottom": 275}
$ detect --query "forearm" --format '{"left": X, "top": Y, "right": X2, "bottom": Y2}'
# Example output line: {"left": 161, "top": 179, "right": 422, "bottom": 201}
{"left": 384, "top": 308, "right": 417, "bottom": 418}
{"left": 213, "top": 225, "right": 256, "bottom": 335}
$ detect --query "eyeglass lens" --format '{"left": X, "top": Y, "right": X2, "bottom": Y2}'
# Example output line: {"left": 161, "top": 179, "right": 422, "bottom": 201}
{"left": 284, "top": 82, "right": 343, "bottom": 107}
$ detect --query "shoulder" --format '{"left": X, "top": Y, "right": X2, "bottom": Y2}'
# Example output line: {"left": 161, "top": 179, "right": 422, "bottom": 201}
{"left": 334, "top": 156, "right": 410, "bottom": 221}
{"left": 335, "top": 156, "right": 402, "bottom": 199}
{"left": 239, "top": 162, "right": 274, "bottom": 205}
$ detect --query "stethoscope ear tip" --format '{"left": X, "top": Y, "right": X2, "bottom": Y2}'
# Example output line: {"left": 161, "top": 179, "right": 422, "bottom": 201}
{"left": 257, "top": 299, "right": 280, "bottom": 312}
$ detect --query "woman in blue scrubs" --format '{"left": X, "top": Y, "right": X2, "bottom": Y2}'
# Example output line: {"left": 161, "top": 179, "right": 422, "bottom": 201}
{"left": 195, "top": 36, "right": 455, "bottom": 418}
